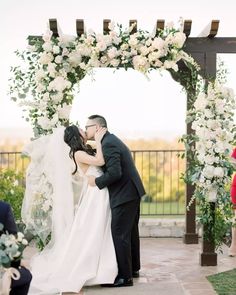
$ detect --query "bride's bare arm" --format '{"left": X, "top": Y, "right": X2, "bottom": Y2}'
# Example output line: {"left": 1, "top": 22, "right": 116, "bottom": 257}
{"left": 75, "top": 128, "right": 106, "bottom": 166}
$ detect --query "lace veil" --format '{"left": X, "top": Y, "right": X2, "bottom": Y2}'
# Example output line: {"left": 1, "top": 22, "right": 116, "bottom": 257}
{"left": 21, "top": 127, "right": 77, "bottom": 248}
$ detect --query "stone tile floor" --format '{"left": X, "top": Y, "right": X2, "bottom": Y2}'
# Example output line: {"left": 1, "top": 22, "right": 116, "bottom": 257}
{"left": 24, "top": 238, "right": 236, "bottom": 295}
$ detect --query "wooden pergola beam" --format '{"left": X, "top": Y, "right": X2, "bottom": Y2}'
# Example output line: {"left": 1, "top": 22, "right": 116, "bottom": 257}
{"left": 76, "top": 19, "right": 84, "bottom": 36}
{"left": 129, "top": 19, "right": 137, "bottom": 34}
{"left": 49, "top": 18, "right": 59, "bottom": 37}
{"left": 183, "top": 20, "right": 192, "bottom": 37}
{"left": 208, "top": 20, "right": 219, "bottom": 38}
{"left": 156, "top": 19, "right": 165, "bottom": 32}
{"left": 198, "top": 20, "right": 220, "bottom": 38}
{"left": 185, "top": 37, "right": 236, "bottom": 53}
{"left": 103, "top": 19, "right": 111, "bottom": 34}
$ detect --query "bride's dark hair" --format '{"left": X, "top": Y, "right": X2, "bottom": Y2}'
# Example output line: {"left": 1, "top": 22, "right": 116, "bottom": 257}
{"left": 64, "top": 125, "right": 95, "bottom": 175}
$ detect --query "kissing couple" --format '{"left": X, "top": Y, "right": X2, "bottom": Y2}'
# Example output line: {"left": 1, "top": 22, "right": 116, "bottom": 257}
{"left": 23, "top": 114, "right": 145, "bottom": 294}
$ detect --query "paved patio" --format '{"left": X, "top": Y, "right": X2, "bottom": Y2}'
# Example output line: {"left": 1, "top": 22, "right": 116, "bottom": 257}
{"left": 24, "top": 238, "right": 236, "bottom": 295}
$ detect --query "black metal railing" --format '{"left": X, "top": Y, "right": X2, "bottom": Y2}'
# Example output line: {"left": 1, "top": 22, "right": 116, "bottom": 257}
{"left": 0, "top": 150, "right": 186, "bottom": 216}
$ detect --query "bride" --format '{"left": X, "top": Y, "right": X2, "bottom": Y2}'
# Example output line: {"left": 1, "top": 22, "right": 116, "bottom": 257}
{"left": 22, "top": 125, "right": 118, "bottom": 294}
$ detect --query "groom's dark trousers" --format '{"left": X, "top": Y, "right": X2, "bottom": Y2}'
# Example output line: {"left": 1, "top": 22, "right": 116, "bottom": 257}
{"left": 0, "top": 201, "right": 32, "bottom": 295}
{"left": 95, "top": 132, "right": 145, "bottom": 279}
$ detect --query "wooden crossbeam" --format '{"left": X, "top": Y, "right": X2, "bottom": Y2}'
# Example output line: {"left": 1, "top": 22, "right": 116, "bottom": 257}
{"left": 155, "top": 20, "right": 165, "bottom": 36}
{"left": 129, "top": 19, "right": 137, "bottom": 34}
{"left": 49, "top": 19, "right": 59, "bottom": 37}
{"left": 156, "top": 19, "right": 165, "bottom": 31}
{"left": 76, "top": 19, "right": 84, "bottom": 36}
{"left": 103, "top": 19, "right": 111, "bottom": 34}
{"left": 198, "top": 20, "right": 219, "bottom": 38}
{"left": 208, "top": 20, "right": 219, "bottom": 38}
{"left": 183, "top": 20, "right": 192, "bottom": 37}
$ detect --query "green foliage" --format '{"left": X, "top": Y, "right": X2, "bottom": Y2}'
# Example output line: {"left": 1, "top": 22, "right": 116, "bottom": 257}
{"left": 0, "top": 169, "right": 25, "bottom": 222}
{"left": 197, "top": 192, "right": 233, "bottom": 250}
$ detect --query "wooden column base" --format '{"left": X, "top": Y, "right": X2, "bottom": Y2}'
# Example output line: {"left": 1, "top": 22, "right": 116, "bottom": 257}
{"left": 200, "top": 252, "right": 217, "bottom": 266}
{"left": 183, "top": 233, "right": 198, "bottom": 244}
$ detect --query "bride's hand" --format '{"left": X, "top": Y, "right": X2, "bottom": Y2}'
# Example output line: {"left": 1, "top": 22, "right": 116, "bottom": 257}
{"left": 95, "top": 127, "right": 107, "bottom": 142}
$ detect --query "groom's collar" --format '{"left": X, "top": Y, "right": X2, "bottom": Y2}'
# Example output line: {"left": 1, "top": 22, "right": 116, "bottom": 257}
{"left": 102, "top": 131, "right": 110, "bottom": 142}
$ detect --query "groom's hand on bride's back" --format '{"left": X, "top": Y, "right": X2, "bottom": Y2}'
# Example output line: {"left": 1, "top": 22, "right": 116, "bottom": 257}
{"left": 87, "top": 175, "right": 96, "bottom": 186}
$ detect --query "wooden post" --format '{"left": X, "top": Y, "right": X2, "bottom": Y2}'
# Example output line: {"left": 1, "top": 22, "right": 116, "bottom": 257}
{"left": 183, "top": 90, "right": 198, "bottom": 244}
{"left": 200, "top": 203, "right": 217, "bottom": 265}
{"left": 199, "top": 52, "right": 217, "bottom": 266}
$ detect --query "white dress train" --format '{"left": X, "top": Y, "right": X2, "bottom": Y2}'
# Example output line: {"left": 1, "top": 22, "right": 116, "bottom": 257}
{"left": 29, "top": 165, "right": 118, "bottom": 294}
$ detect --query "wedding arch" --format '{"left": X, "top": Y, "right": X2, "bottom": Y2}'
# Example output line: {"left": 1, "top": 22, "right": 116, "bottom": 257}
{"left": 9, "top": 18, "right": 236, "bottom": 266}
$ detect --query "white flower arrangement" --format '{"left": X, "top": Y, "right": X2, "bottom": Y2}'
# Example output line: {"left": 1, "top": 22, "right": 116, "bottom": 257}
{"left": 9, "top": 21, "right": 196, "bottom": 137}
{"left": 0, "top": 225, "right": 28, "bottom": 268}
{"left": 191, "top": 81, "right": 236, "bottom": 203}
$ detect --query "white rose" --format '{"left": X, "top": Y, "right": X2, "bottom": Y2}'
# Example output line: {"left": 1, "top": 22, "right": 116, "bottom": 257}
{"left": 51, "top": 92, "right": 64, "bottom": 103}
{"left": 42, "top": 42, "right": 53, "bottom": 52}
{"left": 110, "top": 59, "right": 120, "bottom": 67}
{"left": 132, "top": 56, "right": 149, "bottom": 73}
{"left": 35, "top": 69, "right": 46, "bottom": 82}
{"left": 128, "top": 36, "right": 138, "bottom": 47}
{"left": 168, "top": 32, "right": 186, "bottom": 48}
{"left": 47, "top": 63, "right": 57, "bottom": 78}
{"left": 204, "top": 154, "right": 216, "bottom": 165}
{"left": 107, "top": 47, "right": 118, "bottom": 59}
{"left": 22, "top": 239, "right": 28, "bottom": 246}
{"left": 139, "top": 46, "right": 149, "bottom": 56}
{"left": 77, "top": 44, "right": 92, "bottom": 56}
{"left": 204, "top": 109, "right": 214, "bottom": 119}
{"left": 96, "top": 42, "right": 107, "bottom": 51}
{"left": 206, "top": 120, "right": 220, "bottom": 130}
{"left": 100, "top": 56, "right": 108, "bottom": 64}
{"left": 55, "top": 55, "right": 63, "bottom": 64}
{"left": 152, "top": 37, "right": 165, "bottom": 50}
{"left": 57, "top": 103, "right": 72, "bottom": 119}
{"left": 202, "top": 165, "right": 215, "bottom": 179}
{"left": 53, "top": 46, "right": 60, "bottom": 54}
{"left": 121, "top": 44, "right": 129, "bottom": 51}
{"left": 214, "top": 167, "right": 224, "bottom": 178}
{"left": 208, "top": 188, "right": 217, "bottom": 202}
{"left": 48, "top": 76, "right": 72, "bottom": 92}
{"left": 68, "top": 51, "right": 82, "bottom": 67}
{"left": 112, "top": 36, "right": 121, "bottom": 45}
{"left": 89, "top": 58, "right": 100, "bottom": 68}
{"left": 39, "top": 52, "right": 53, "bottom": 65}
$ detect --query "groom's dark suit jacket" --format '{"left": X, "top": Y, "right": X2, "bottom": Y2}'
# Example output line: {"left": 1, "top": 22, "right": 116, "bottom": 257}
{"left": 95, "top": 132, "right": 145, "bottom": 208}
{"left": 0, "top": 201, "right": 32, "bottom": 295}
{"left": 0, "top": 200, "right": 17, "bottom": 234}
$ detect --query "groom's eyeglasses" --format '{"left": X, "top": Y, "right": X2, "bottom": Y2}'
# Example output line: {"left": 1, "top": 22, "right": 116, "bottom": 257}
{"left": 85, "top": 124, "right": 96, "bottom": 130}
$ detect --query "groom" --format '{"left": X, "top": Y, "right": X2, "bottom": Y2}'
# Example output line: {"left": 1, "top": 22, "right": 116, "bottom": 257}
{"left": 86, "top": 115, "right": 145, "bottom": 287}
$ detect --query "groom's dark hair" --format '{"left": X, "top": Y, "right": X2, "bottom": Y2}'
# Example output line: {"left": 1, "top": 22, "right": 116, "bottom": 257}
{"left": 88, "top": 115, "right": 107, "bottom": 128}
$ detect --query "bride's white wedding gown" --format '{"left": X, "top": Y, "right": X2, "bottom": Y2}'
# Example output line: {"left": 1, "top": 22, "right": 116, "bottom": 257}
{"left": 29, "top": 164, "right": 118, "bottom": 294}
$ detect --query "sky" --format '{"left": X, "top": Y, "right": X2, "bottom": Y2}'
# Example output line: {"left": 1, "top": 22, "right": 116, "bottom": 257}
{"left": 1, "top": 0, "right": 236, "bottom": 140}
